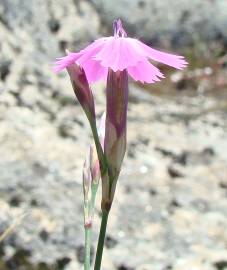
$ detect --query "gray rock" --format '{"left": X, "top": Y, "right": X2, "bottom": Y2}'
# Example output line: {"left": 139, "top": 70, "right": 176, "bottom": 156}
{"left": 91, "top": 0, "right": 227, "bottom": 46}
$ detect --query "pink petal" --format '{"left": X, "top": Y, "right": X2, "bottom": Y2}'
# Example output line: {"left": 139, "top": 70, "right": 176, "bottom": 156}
{"left": 53, "top": 52, "right": 81, "bottom": 73}
{"left": 80, "top": 37, "right": 109, "bottom": 54}
{"left": 75, "top": 38, "right": 109, "bottom": 82}
{"left": 129, "top": 38, "right": 188, "bottom": 70}
{"left": 77, "top": 40, "right": 105, "bottom": 66}
{"left": 81, "top": 58, "right": 108, "bottom": 83}
{"left": 53, "top": 38, "right": 108, "bottom": 73}
{"left": 94, "top": 37, "right": 145, "bottom": 71}
{"left": 127, "top": 60, "right": 165, "bottom": 83}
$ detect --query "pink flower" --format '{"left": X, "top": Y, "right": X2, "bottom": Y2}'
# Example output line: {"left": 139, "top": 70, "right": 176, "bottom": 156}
{"left": 54, "top": 19, "right": 187, "bottom": 84}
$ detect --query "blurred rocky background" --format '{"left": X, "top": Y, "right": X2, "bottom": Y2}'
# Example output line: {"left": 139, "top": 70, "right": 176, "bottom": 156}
{"left": 0, "top": 0, "right": 227, "bottom": 269}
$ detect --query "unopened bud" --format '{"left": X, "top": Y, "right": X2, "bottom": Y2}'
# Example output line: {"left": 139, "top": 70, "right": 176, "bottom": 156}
{"left": 82, "top": 113, "right": 106, "bottom": 225}
{"left": 102, "top": 69, "right": 129, "bottom": 210}
{"left": 67, "top": 64, "right": 95, "bottom": 123}
{"left": 83, "top": 155, "right": 92, "bottom": 200}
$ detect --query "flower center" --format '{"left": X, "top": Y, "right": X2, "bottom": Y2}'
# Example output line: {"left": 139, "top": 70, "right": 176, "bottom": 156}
{"left": 113, "top": 19, "right": 127, "bottom": 38}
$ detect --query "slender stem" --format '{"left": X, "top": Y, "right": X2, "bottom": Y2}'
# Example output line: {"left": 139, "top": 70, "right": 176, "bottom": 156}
{"left": 84, "top": 227, "right": 91, "bottom": 270}
{"left": 89, "top": 120, "right": 108, "bottom": 176}
{"left": 94, "top": 210, "right": 109, "bottom": 270}
{"left": 84, "top": 198, "right": 91, "bottom": 270}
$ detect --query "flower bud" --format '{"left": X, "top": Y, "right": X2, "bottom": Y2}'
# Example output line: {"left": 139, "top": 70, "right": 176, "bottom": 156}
{"left": 82, "top": 113, "right": 106, "bottom": 226}
{"left": 67, "top": 64, "right": 95, "bottom": 124}
{"left": 82, "top": 154, "right": 92, "bottom": 228}
{"left": 102, "top": 69, "right": 129, "bottom": 210}
{"left": 83, "top": 154, "right": 92, "bottom": 201}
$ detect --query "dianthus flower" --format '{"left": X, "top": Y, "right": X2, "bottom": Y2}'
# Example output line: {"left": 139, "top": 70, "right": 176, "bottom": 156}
{"left": 53, "top": 19, "right": 188, "bottom": 270}
{"left": 54, "top": 19, "right": 187, "bottom": 83}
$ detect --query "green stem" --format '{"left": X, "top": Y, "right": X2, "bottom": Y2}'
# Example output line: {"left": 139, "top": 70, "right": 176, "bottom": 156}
{"left": 94, "top": 210, "right": 109, "bottom": 270}
{"left": 89, "top": 120, "right": 108, "bottom": 176}
{"left": 84, "top": 227, "right": 91, "bottom": 270}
